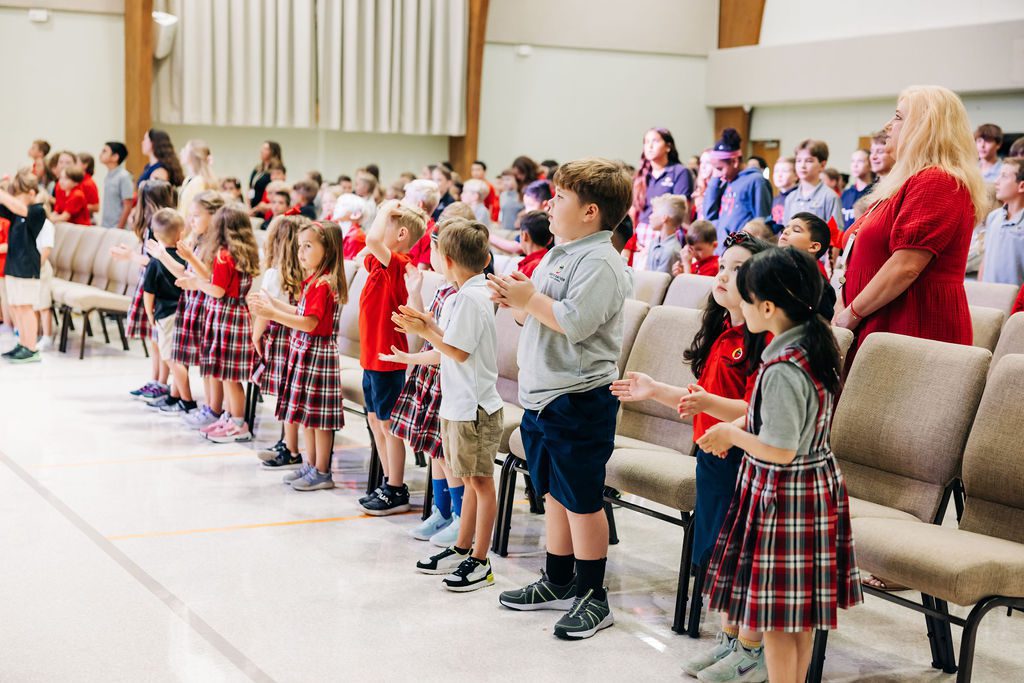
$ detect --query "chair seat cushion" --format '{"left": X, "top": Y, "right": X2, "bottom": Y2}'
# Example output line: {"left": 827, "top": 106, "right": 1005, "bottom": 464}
{"left": 60, "top": 282, "right": 131, "bottom": 312}
{"left": 613, "top": 434, "right": 680, "bottom": 454}
{"left": 605, "top": 448, "right": 696, "bottom": 511}
{"left": 849, "top": 496, "right": 921, "bottom": 522}
{"left": 500, "top": 402, "right": 524, "bottom": 454}
{"left": 340, "top": 365, "right": 365, "bottom": 407}
{"left": 852, "top": 517, "right": 1024, "bottom": 606}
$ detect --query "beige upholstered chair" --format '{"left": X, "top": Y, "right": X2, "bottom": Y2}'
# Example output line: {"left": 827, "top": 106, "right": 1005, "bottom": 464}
{"left": 991, "top": 312, "right": 1024, "bottom": 372}
{"left": 969, "top": 305, "right": 1005, "bottom": 352}
{"left": 964, "top": 280, "right": 1018, "bottom": 316}
{"left": 53, "top": 225, "right": 85, "bottom": 280}
{"left": 631, "top": 270, "right": 672, "bottom": 307}
{"left": 662, "top": 273, "right": 714, "bottom": 309}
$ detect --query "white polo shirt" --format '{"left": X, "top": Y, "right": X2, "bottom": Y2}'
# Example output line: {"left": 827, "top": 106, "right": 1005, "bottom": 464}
{"left": 438, "top": 274, "right": 503, "bottom": 422}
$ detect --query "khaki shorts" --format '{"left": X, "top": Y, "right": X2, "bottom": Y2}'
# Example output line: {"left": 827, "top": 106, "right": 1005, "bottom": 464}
{"left": 440, "top": 406, "right": 503, "bottom": 478}
{"left": 5, "top": 276, "right": 41, "bottom": 307}
{"left": 156, "top": 313, "right": 177, "bottom": 359}
{"left": 34, "top": 261, "right": 53, "bottom": 311}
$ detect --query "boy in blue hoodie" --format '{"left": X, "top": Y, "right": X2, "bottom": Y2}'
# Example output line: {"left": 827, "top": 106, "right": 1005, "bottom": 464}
{"left": 702, "top": 128, "right": 772, "bottom": 252}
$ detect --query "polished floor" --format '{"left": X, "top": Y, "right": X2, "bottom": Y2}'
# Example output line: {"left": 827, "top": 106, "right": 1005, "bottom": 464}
{"left": 1, "top": 334, "right": 1022, "bottom": 682}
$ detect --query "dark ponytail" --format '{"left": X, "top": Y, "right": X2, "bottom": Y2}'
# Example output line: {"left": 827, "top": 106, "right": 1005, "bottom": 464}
{"left": 736, "top": 247, "right": 842, "bottom": 394}
{"left": 684, "top": 233, "right": 775, "bottom": 378}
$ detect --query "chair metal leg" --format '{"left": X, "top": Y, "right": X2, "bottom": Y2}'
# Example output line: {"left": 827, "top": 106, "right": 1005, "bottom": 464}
{"left": 79, "top": 311, "right": 89, "bottom": 359}
{"left": 687, "top": 562, "right": 707, "bottom": 638}
{"left": 525, "top": 474, "right": 545, "bottom": 514}
{"left": 59, "top": 308, "right": 72, "bottom": 353}
{"left": 922, "top": 594, "right": 956, "bottom": 672}
{"left": 604, "top": 499, "right": 619, "bottom": 545}
{"left": 672, "top": 515, "right": 694, "bottom": 634}
{"left": 115, "top": 315, "right": 129, "bottom": 351}
{"left": 421, "top": 462, "right": 434, "bottom": 520}
{"left": 805, "top": 630, "right": 829, "bottom": 683}
{"left": 491, "top": 455, "right": 519, "bottom": 556}
{"left": 84, "top": 313, "right": 93, "bottom": 337}
{"left": 414, "top": 449, "right": 426, "bottom": 468}
{"left": 952, "top": 479, "right": 965, "bottom": 523}
{"left": 99, "top": 312, "right": 110, "bottom": 343}
{"left": 365, "top": 417, "right": 383, "bottom": 495}
{"left": 957, "top": 597, "right": 1017, "bottom": 683}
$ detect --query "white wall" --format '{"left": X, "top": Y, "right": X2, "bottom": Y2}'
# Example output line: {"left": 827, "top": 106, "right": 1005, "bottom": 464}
{"left": 0, "top": 7, "right": 124, "bottom": 187}
{"left": 477, "top": 43, "right": 714, "bottom": 170}
{"left": 157, "top": 124, "right": 448, "bottom": 188}
{"left": 749, "top": 93, "right": 1024, "bottom": 173}
{"left": 759, "top": 0, "right": 1024, "bottom": 45}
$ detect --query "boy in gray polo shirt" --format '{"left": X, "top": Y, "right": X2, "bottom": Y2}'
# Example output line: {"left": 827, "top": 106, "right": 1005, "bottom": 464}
{"left": 784, "top": 139, "right": 844, "bottom": 243}
{"left": 488, "top": 158, "right": 632, "bottom": 640}
{"left": 99, "top": 142, "right": 133, "bottom": 228}
{"left": 980, "top": 157, "right": 1024, "bottom": 285}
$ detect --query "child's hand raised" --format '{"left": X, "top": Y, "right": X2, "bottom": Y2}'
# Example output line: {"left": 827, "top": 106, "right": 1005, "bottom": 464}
{"left": 487, "top": 271, "right": 535, "bottom": 310}
{"left": 404, "top": 263, "right": 423, "bottom": 297}
{"left": 110, "top": 243, "right": 131, "bottom": 260}
{"left": 175, "top": 274, "right": 202, "bottom": 291}
{"left": 696, "top": 422, "right": 736, "bottom": 458}
{"left": 678, "top": 384, "right": 710, "bottom": 418}
{"left": 610, "top": 372, "right": 657, "bottom": 402}
{"left": 378, "top": 345, "right": 413, "bottom": 365}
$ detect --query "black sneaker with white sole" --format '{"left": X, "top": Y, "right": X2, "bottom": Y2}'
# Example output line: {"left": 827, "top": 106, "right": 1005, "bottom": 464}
{"left": 442, "top": 557, "right": 494, "bottom": 592}
{"left": 360, "top": 484, "right": 410, "bottom": 516}
{"left": 552, "top": 589, "right": 614, "bottom": 640}
{"left": 498, "top": 571, "right": 577, "bottom": 611}
{"left": 258, "top": 440, "right": 287, "bottom": 462}
{"left": 416, "top": 546, "right": 470, "bottom": 575}
{"left": 359, "top": 480, "right": 386, "bottom": 506}
{"left": 262, "top": 450, "right": 303, "bottom": 469}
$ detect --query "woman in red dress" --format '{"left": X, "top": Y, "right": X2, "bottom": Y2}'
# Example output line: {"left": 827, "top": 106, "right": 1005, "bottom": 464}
{"left": 835, "top": 86, "right": 989, "bottom": 356}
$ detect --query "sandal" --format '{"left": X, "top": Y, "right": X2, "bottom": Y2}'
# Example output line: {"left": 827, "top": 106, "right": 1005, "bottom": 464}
{"left": 863, "top": 575, "right": 909, "bottom": 592}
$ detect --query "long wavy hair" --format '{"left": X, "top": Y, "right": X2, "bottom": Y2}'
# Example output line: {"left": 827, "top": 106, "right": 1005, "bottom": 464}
{"left": 181, "top": 139, "right": 216, "bottom": 189}
{"left": 190, "top": 190, "right": 226, "bottom": 266}
{"left": 301, "top": 221, "right": 349, "bottom": 305}
{"left": 263, "top": 215, "right": 308, "bottom": 301}
{"left": 866, "top": 86, "right": 988, "bottom": 224}
{"left": 631, "top": 127, "right": 682, "bottom": 220}
{"left": 208, "top": 206, "right": 261, "bottom": 277}
{"left": 147, "top": 129, "right": 185, "bottom": 186}
{"left": 131, "top": 179, "right": 176, "bottom": 241}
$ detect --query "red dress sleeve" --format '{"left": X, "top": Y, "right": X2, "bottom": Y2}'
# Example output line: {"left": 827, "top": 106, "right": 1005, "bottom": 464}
{"left": 212, "top": 249, "right": 236, "bottom": 290}
{"left": 302, "top": 280, "right": 329, "bottom": 328}
{"left": 889, "top": 169, "right": 970, "bottom": 257}
{"left": 1013, "top": 284, "right": 1024, "bottom": 316}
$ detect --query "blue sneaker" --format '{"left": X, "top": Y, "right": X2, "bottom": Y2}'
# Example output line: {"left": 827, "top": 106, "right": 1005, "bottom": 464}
{"left": 129, "top": 381, "right": 157, "bottom": 398}
{"left": 410, "top": 507, "right": 453, "bottom": 541}
{"left": 291, "top": 468, "right": 334, "bottom": 491}
{"left": 429, "top": 513, "right": 461, "bottom": 547}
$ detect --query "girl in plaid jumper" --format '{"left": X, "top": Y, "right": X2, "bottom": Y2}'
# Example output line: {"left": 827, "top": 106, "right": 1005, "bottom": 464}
{"left": 698, "top": 248, "right": 862, "bottom": 683}
{"left": 250, "top": 222, "right": 349, "bottom": 491}
{"left": 177, "top": 207, "right": 261, "bottom": 444}
{"left": 249, "top": 215, "right": 308, "bottom": 468}
{"left": 382, "top": 221, "right": 465, "bottom": 544}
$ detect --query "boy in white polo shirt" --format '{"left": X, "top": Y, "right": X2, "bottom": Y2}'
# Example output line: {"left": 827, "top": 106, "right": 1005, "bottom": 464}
{"left": 392, "top": 217, "right": 504, "bottom": 592}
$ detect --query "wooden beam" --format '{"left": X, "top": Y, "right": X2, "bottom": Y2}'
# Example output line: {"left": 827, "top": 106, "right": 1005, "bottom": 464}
{"left": 714, "top": 0, "right": 763, "bottom": 155}
{"left": 714, "top": 107, "right": 752, "bottom": 156}
{"left": 124, "top": 0, "right": 153, "bottom": 178}
{"left": 448, "top": 0, "right": 489, "bottom": 178}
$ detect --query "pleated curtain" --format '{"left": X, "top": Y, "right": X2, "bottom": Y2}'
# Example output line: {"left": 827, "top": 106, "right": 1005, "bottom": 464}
{"left": 153, "top": 0, "right": 467, "bottom": 135}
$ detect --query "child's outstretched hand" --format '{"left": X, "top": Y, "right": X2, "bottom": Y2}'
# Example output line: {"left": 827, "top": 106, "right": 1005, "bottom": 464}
{"left": 678, "top": 384, "right": 710, "bottom": 418}
{"left": 392, "top": 304, "right": 435, "bottom": 336}
{"left": 610, "top": 372, "right": 656, "bottom": 402}
{"left": 487, "top": 271, "right": 535, "bottom": 309}
{"left": 404, "top": 263, "right": 423, "bottom": 298}
{"left": 145, "top": 239, "right": 166, "bottom": 259}
{"left": 697, "top": 422, "right": 736, "bottom": 458}
{"left": 110, "top": 243, "right": 132, "bottom": 260}
{"left": 378, "top": 345, "right": 414, "bottom": 365}
{"left": 175, "top": 274, "right": 202, "bottom": 291}
{"left": 247, "top": 291, "right": 273, "bottom": 318}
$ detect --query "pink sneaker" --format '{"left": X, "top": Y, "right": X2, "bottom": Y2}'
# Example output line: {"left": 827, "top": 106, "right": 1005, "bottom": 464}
{"left": 199, "top": 412, "right": 229, "bottom": 435}
{"left": 207, "top": 421, "right": 253, "bottom": 444}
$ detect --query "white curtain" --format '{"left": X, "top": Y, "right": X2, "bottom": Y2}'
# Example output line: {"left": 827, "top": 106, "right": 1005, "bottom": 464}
{"left": 153, "top": 0, "right": 318, "bottom": 128}
{"left": 316, "top": 0, "right": 468, "bottom": 135}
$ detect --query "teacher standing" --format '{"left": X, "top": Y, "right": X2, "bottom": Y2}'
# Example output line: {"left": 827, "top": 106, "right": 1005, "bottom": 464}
{"left": 248, "top": 140, "right": 283, "bottom": 208}
{"left": 834, "top": 86, "right": 987, "bottom": 354}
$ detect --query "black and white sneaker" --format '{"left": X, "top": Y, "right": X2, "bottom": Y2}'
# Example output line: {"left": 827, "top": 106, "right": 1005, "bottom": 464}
{"left": 146, "top": 395, "right": 174, "bottom": 410}
{"left": 258, "top": 440, "right": 287, "bottom": 462}
{"left": 552, "top": 589, "right": 614, "bottom": 640}
{"left": 442, "top": 557, "right": 494, "bottom": 592}
{"left": 416, "top": 546, "right": 470, "bottom": 575}
{"left": 262, "top": 449, "right": 303, "bottom": 469}
{"left": 498, "top": 571, "right": 577, "bottom": 611}
{"left": 359, "top": 480, "right": 386, "bottom": 506}
{"left": 360, "top": 485, "right": 411, "bottom": 516}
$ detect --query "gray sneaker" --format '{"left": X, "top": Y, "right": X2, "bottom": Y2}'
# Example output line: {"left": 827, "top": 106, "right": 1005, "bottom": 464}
{"left": 498, "top": 570, "right": 577, "bottom": 611}
{"left": 553, "top": 589, "right": 614, "bottom": 640}
{"left": 159, "top": 401, "right": 194, "bottom": 417}
{"left": 697, "top": 641, "right": 767, "bottom": 682}
{"left": 282, "top": 463, "right": 311, "bottom": 484}
{"left": 291, "top": 468, "right": 334, "bottom": 491}
{"left": 683, "top": 631, "right": 737, "bottom": 677}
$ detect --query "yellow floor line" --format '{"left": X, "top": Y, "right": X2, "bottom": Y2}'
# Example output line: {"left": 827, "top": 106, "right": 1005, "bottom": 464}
{"left": 32, "top": 442, "right": 370, "bottom": 469}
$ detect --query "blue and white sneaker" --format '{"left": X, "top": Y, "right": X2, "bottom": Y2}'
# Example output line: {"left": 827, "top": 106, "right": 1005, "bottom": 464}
{"left": 290, "top": 468, "right": 334, "bottom": 491}
{"left": 283, "top": 462, "right": 312, "bottom": 484}
{"left": 429, "top": 513, "right": 461, "bottom": 547}
{"left": 411, "top": 507, "right": 453, "bottom": 541}
{"left": 129, "top": 381, "right": 157, "bottom": 399}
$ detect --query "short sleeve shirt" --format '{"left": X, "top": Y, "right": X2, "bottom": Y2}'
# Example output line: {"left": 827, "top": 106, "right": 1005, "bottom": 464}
{"left": 644, "top": 233, "right": 683, "bottom": 274}
{"left": 980, "top": 206, "right": 1024, "bottom": 285}
{"left": 300, "top": 275, "right": 338, "bottom": 337}
{"left": 101, "top": 166, "right": 134, "bottom": 227}
{"left": 753, "top": 325, "right": 819, "bottom": 456}
{"left": 359, "top": 250, "right": 411, "bottom": 370}
{"left": 211, "top": 248, "right": 241, "bottom": 298}
{"left": 438, "top": 275, "right": 503, "bottom": 421}
{"left": 142, "top": 247, "right": 187, "bottom": 320}
{"left": 692, "top": 323, "right": 759, "bottom": 442}
{"left": 1, "top": 204, "right": 46, "bottom": 279}
{"left": 783, "top": 181, "right": 845, "bottom": 243}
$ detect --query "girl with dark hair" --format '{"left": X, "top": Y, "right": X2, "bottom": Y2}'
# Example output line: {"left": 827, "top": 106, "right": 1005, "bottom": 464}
{"left": 611, "top": 232, "right": 774, "bottom": 681}
{"left": 139, "top": 129, "right": 185, "bottom": 187}
{"left": 629, "top": 128, "right": 694, "bottom": 270}
{"left": 249, "top": 140, "right": 283, "bottom": 208}
{"left": 697, "top": 247, "right": 861, "bottom": 683}
{"left": 511, "top": 155, "right": 539, "bottom": 194}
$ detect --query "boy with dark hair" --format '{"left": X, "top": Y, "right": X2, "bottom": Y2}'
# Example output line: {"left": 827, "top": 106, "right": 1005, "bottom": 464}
{"left": 703, "top": 128, "right": 773, "bottom": 250}
{"left": 488, "top": 158, "right": 632, "bottom": 639}
{"left": 779, "top": 212, "right": 838, "bottom": 319}
{"left": 77, "top": 152, "right": 100, "bottom": 215}
{"left": 28, "top": 140, "right": 50, "bottom": 181}
{"left": 675, "top": 219, "right": 719, "bottom": 276}
{"left": 516, "top": 210, "right": 553, "bottom": 278}
{"left": 784, "top": 139, "right": 844, "bottom": 245}
{"left": 99, "top": 142, "right": 133, "bottom": 228}
{"left": 290, "top": 179, "right": 319, "bottom": 219}
{"left": 261, "top": 189, "right": 291, "bottom": 230}
{"left": 841, "top": 149, "right": 873, "bottom": 227}
{"left": 976, "top": 123, "right": 1004, "bottom": 183}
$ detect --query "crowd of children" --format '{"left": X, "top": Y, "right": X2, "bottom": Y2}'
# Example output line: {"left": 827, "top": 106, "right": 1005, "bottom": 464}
{"left": 3, "top": 113, "right": 1023, "bottom": 682}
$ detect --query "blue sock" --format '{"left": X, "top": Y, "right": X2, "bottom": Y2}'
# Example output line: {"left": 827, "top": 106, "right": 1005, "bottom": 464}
{"left": 450, "top": 485, "right": 465, "bottom": 517}
{"left": 432, "top": 478, "right": 451, "bottom": 519}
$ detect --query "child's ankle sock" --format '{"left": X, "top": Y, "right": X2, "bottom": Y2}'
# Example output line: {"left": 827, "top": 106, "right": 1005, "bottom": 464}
{"left": 432, "top": 478, "right": 452, "bottom": 518}
{"left": 385, "top": 482, "right": 405, "bottom": 494}
{"left": 449, "top": 485, "right": 465, "bottom": 517}
{"left": 453, "top": 545, "right": 471, "bottom": 555}
{"left": 166, "top": 395, "right": 180, "bottom": 405}
{"left": 545, "top": 552, "right": 575, "bottom": 586}
{"left": 722, "top": 625, "right": 739, "bottom": 640}
{"left": 574, "top": 557, "right": 608, "bottom": 601}
{"left": 738, "top": 636, "right": 763, "bottom": 653}
{"left": 232, "top": 417, "right": 245, "bottom": 427}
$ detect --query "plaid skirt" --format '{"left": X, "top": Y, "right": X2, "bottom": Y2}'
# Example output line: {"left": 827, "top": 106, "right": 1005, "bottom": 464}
{"left": 171, "top": 290, "right": 205, "bottom": 367}
{"left": 389, "top": 363, "right": 443, "bottom": 459}
{"left": 125, "top": 271, "right": 150, "bottom": 339}
{"left": 275, "top": 332, "right": 344, "bottom": 431}
{"left": 703, "top": 452, "right": 863, "bottom": 632}
{"left": 252, "top": 321, "right": 290, "bottom": 396}
{"left": 201, "top": 297, "right": 254, "bottom": 382}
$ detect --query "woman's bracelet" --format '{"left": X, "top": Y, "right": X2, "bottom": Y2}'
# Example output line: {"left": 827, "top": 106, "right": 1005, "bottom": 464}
{"left": 849, "top": 303, "right": 863, "bottom": 320}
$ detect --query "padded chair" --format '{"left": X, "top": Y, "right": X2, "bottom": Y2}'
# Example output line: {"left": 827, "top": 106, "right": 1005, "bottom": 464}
{"left": 820, "top": 355, "right": 1024, "bottom": 683}
{"left": 662, "top": 274, "right": 714, "bottom": 309}
{"left": 969, "top": 305, "right": 1005, "bottom": 352}
{"left": 991, "top": 312, "right": 1024, "bottom": 372}
{"left": 344, "top": 260, "right": 357, "bottom": 285}
{"left": 631, "top": 270, "right": 671, "bottom": 307}
{"left": 52, "top": 225, "right": 85, "bottom": 280}
{"left": 964, "top": 280, "right": 1018, "bottom": 316}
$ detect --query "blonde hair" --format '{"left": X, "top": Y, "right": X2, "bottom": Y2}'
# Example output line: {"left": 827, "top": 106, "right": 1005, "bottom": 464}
{"left": 436, "top": 217, "right": 491, "bottom": 272}
{"left": 191, "top": 191, "right": 227, "bottom": 265}
{"left": 263, "top": 215, "right": 307, "bottom": 300}
{"left": 151, "top": 207, "right": 185, "bottom": 242}
{"left": 403, "top": 179, "right": 441, "bottom": 214}
{"left": 210, "top": 206, "right": 261, "bottom": 277}
{"left": 651, "top": 194, "right": 690, "bottom": 226}
{"left": 8, "top": 168, "right": 39, "bottom": 196}
{"left": 867, "top": 85, "right": 988, "bottom": 223}
{"left": 462, "top": 178, "right": 490, "bottom": 200}
{"left": 391, "top": 202, "right": 428, "bottom": 248}
{"left": 439, "top": 201, "right": 475, "bottom": 222}
{"left": 301, "top": 221, "right": 349, "bottom": 305}
{"left": 182, "top": 140, "right": 216, "bottom": 189}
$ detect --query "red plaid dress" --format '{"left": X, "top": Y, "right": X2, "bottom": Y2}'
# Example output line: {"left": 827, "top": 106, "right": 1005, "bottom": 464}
{"left": 389, "top": 285, "right": 456, "bottom": 459}
{"left": 275, "top": 284, "right": 344, "bottom": 431}
{"left": 201, "top": 273, "right": 255, "bottom": 382}
{"left": 125, "top": 228, "right": 153, "bottom": 339}
{"left": 252, "top": 319, "right": 291, "bottom": 396}
{"left": 171, "top": 261, "right": 206, "bottom": 367}
{"left": 703, "top": 345, "right": 862, "bottom": 632}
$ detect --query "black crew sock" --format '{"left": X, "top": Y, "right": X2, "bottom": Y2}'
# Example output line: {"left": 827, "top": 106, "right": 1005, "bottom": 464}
{"left": 385, "top": 482, "right": 406, "bottom": 495}
{"left": 575, "top": 558, "right": 608, "bottom": 601}
{"left": 182, "top": 400, "right": 198, "bottom": 410}
{"left": 546, "top": 552, "right": 576, "bottom": 586}
{"left": 453, "top": 545, "right": 471, "bottom": 555}
{"left": 165, "top": 395, "right": 180, "bottom": 405}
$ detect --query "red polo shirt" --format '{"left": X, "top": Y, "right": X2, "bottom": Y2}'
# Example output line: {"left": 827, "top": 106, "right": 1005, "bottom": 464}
{"left": 692, "top": 255, "right": 719, "bottom": 277}
{"left": 60, "top": 186, "right": 91, "bottom": 225}
{"left": 407, "top": 218, "right": 437, "bottom": 269}
{"left": 82, "top": 174, "right": 100, "bottom": 208}
{"left": 212, "top": 248, "right": 241, "bottom": 297}
{"left": 622, "top": 235, "right": 637, "bottom": 267}
{"left": 692, "top": 323, "right": 767, "bottom": 442}
{"left": 343, "top": 226, "right": 366, "bottom": 261}
{"left": 517, "top": 248, "right": 548, "bottom": 278}
{"left": 484, "top": 180, "right": 500, "bottom": 221}
{"left": 300, "top": 275, "right": 337, "bottom": 337}
{"left": 359, "top": 250, "right": 410, "bottom": 371}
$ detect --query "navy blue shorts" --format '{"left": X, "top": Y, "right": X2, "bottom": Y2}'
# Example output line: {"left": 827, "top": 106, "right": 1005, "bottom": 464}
{"left": 520, "top": 385, "right": 618, "bottom": 514}
{"left": 362, "top": 369, "right": 406, "bottom": 420}
{"left": 692, "top": 445, "right": 744, "bottom": 566}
